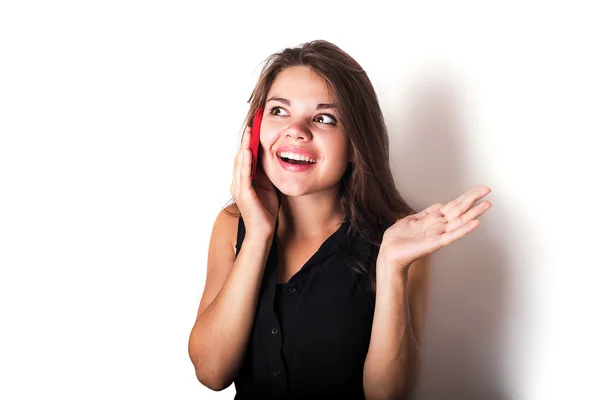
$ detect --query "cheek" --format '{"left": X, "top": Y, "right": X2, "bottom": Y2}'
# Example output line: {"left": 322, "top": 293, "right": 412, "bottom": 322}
{"left": 326, "top": 136, "right": 350, "bottom": 159}
{"left": 259, "top": 118, "right": 288, "bottom": 145}
{"left": 258, "top": 130, "right": 277, "bottom": 154}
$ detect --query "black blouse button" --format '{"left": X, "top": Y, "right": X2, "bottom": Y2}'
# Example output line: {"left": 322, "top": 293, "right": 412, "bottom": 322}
{"left": 287, "top": 286, "right": 297, "bottom": 293}
{"left": 274, "top": 370, "right": 281, "bottom": 377}
{"left": 272, "top": 328, "right": 278, "bottom": 335}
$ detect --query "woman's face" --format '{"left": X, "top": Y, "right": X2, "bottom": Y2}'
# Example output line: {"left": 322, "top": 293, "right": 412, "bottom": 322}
{"left": 259, "top": 66, "right": 351, "bottom": 197}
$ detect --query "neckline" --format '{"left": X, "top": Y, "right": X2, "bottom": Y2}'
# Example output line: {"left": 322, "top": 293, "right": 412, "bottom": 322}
{"left": 274, "top": 217, "right": 348, "bottom": 252}
{"left": 275, "top": 217, "right": 349, "bottom": 244}
{"left": 272, "top": 218, "right": 349, "bottom": 286}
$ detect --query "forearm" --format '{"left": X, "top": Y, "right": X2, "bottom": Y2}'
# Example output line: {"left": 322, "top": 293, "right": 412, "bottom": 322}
{"left": 363, "top": 264, "right": 421, "bottom": 400}
{"left": 189, "top": 233, "right": 274, "bottom": 390}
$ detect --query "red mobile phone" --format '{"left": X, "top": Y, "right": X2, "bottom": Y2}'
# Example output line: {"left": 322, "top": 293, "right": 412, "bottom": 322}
{"left": 249, "top": 107, "right": 264, "bottom": 181}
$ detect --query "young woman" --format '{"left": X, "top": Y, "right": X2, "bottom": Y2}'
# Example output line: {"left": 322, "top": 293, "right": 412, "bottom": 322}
{"left": 188, "top": 40, "right": 492, "bottom": 399}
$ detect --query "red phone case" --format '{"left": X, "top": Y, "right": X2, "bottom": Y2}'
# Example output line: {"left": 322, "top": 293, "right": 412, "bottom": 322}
{"left": 249, "top": 107, "right": 264, "bottom": 180}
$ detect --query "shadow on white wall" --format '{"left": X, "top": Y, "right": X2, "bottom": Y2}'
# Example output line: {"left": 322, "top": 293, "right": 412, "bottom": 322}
{"left": 387, "top": 78, "right": 521, "bottom": 400}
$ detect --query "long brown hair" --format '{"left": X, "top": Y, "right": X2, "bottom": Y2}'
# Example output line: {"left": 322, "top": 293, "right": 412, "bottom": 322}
{"left": 223, "top": 40, "right": 416, "bottom": 298}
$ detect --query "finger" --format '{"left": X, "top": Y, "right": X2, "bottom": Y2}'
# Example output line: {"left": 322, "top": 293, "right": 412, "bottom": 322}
{"left": 416, "top": 215, "right": 482, "bottom": 257}
{"left": 411, "top": 203, "right": 444, "bottom": 220}
{"left": 439, "top": 219, "right": 481, "bottom": 247}
{"left": 246, "top": 127, "right": 256, "bottom": 175}
{"left": 232, "top": 149, "right": 241, "bottom": 196}
{"left": 445, "top": 201, "right": 491, "bottom": 232}
{"left": 239, "top": 125, "right": 251, "bottom": 144}
{"left": 242, "top": 127, "right": 253, "bottom": 186}
{"left": 441, "top": 186, "right": 491, "bottom": 221}
{"left": 254, "top": 163, "right": 277, "bottom": 195}
{"left": 235, "top": 149, "right": 244, "bottom": 196}
{"left": 233, "top": 128, "right": 247, "bottom": 172}
{"left": 243, "top": 126, "right": 252, "bottom": 147}
{"left": 237, "top": 127, "right": 251, "bottom": 159}
{"left": 241, "top": 149, "right": 253, "bottom": 192}
{"left": 233, "top": 131, "right": 246, "bottom": 196}
{"left": 236, "top": 127, "right": 252, "bottom": 191}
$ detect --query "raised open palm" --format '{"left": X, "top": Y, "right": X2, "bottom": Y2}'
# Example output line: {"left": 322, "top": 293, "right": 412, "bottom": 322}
{"left": 378, "top": 186, "right": 492, "bottom": 271}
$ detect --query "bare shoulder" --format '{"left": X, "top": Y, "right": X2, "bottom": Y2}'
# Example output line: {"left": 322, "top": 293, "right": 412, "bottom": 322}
{"left": 194, "top": 203, "right": 241, "bottom": 320}
{"left": 218, "top": 203, "right": 241, "bottom": 254}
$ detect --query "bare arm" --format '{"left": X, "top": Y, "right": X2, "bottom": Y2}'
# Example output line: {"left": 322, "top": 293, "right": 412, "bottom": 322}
{"left": 188, "top": 207, "right": 275, "bottom": 391}
{"left": 363, "top": 256, "right": 430, "bottom": 400}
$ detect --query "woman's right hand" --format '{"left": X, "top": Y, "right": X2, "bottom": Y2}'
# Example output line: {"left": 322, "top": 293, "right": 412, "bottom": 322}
{"left": 230, "top": 126, "right": 280, "bottom": 239}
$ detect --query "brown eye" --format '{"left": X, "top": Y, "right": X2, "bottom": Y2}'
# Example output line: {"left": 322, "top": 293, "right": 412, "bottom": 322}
{"left": 315, "top": 114, "right": 337, "bottom": 125}
{"left": 269, "top": 106, "right": 288, "bottom": 116}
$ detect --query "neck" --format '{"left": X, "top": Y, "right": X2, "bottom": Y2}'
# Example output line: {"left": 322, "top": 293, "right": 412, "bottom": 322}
{"left": 277, "top": 186, "right": 346, "bottom": 241}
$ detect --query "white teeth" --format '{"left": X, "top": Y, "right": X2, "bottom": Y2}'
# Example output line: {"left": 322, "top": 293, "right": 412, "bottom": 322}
{"left": 276, "top": 151, "right": 316, "bottom": 163}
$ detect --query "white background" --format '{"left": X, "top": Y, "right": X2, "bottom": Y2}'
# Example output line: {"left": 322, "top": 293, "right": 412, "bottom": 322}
{"left": 1, "top": 1, "right": 598, "bottom": 399}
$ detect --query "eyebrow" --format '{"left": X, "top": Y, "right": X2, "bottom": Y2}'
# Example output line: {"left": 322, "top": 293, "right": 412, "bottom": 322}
{"left": 266, "top": 96, "right": 337, "bottom": 110}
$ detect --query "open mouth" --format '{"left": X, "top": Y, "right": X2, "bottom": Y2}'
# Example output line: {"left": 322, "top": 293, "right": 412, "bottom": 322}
{"left": 276, "top": 153, "right": 317, "bottom": 165}
{"left": 276, "top": 153, "right": 318, "bottom": 171}
{"left": 278, "top": 156, "right": 316, "bottom": 165}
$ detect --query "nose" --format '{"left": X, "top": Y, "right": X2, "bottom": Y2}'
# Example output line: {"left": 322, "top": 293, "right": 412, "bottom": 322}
{"left": 284, "top": 120, "right": 313, "bottom": 141}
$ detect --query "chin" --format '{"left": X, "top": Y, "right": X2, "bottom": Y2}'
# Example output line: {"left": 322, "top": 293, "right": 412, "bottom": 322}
{"left": 263, "top": 159, "right": 343, "bottom": 197}
{"left": 275, "top": 181, "right": 342, "bottom": 199}
{"left": 272, "top": 183, "right": 309, "bottom": 198}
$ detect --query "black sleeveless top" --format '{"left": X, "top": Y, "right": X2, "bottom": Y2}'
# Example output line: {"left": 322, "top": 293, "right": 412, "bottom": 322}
{"left": 233, "top": 216, "right": 388, "bottom": 399}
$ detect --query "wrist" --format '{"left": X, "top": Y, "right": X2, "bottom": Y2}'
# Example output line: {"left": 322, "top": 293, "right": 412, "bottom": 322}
{"left": 376, "top": 263, "right": 409, "bottom": 298}
{"left": 376, "top": 260, "right": 411, "bottom": 281}
{"left": 246, "top": 230, "right": 275, "bottom": 244}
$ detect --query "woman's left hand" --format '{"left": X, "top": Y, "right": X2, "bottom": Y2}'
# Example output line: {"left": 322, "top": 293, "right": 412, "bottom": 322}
{"left": 377, "top": 186, "right": 492, "bottom": 273}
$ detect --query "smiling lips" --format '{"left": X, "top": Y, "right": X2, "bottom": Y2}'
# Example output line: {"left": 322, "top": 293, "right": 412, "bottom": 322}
{"left": 274, "top": 145, "right": 318, "bottom": 173}
{"left": 276, "top": 155, "right": 317, "bottom": 172}
{"left": 275, "top": 145, "right": 317, "bottom": 159}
